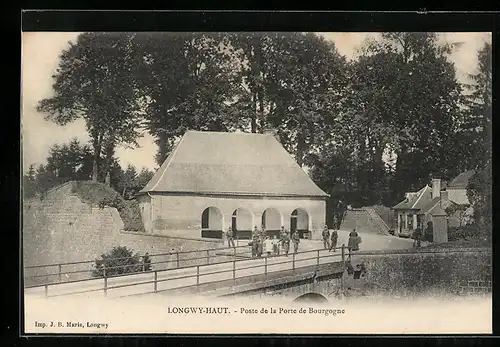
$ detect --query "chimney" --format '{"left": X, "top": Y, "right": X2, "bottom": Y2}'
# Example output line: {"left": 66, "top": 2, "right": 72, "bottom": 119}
{"left": 432, "top": 179, "right": 441, "bottom": 199}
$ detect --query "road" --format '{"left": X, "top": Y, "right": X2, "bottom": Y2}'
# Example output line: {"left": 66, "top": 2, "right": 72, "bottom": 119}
{"left": 24, "top": 231, "right": 413, "bottom": 299}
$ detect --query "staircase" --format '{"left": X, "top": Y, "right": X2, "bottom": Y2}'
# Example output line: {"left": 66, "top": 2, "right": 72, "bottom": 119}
{"left": 339, "top": 208, "right": 390, "bottom": 235}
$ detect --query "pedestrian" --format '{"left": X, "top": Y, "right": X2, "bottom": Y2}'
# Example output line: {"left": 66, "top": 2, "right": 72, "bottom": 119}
{"left": 348, "top": 228, "right": 362, "bottom": 252}
{"left": 251, "top": 226, "right": 259, "bottom": 257}
{"left": 257, "top": 229, "right": 264, "bottom": 257}
{"left": 322, "top": 225, "right": 331, "bottom": 250}
{"left": 329, "top": 228, "right": 338, "bottom": 252}
{"left": 226, "top": 226, "right": 235, "bottom": 248}
{"left": 281, "top": 230, "right": 290, "bottom": 256}
{"left": 292, "top": 230, "right": 300, "bottom": 254}
{"left": 333, "top": 215, "right": 339, "bottom": 231}
{"left": 425, "top": 222, "right": 433, "bottom": 243}
{"left": 264, "top": 236, "right": 273, "bottom": 256}
{"left": 412, "top": 227, "right": 422, "bottom": 248}
{"left": 272, "top": 235, "right": 280, "bottom": 255}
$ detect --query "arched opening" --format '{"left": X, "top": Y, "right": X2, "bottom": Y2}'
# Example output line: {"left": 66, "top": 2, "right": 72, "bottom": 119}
{"left": 290, "top": 208, "right": 310, "bottom": 239}
{"left": 293, "top": 292, "right": 329, "bottom": 303}
{"left": 261, "top": 208, "right": 282, "bottom": 238}
{"left": 232, "top": 208, "right": 253, "bottom": 239}
{"left": 201, "top": 206, "right": 223, "bottom": 239}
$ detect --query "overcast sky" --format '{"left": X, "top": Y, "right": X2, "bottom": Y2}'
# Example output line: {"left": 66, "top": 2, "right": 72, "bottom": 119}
{"left": 21, "top": 32, "right": 491, "bottom": 172}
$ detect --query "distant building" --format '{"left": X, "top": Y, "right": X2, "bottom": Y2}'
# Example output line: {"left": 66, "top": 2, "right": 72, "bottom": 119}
{"left": 137, "top": 131, "right": 328, "bottom": 240}
{"left": 392, "top": 171, "right": 475, "bottom": 240}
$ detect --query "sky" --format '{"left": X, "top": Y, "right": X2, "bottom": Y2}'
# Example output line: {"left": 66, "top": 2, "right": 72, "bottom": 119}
{"left": 21, "top": 32, "right": 492, "bottom": 173}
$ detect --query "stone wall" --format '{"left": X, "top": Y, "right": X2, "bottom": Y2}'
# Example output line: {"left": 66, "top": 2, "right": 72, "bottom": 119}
{"left": 23, "top": 183, "right": 123, "bottom": 285}
{"left": 145, "top": 193, "right": 326, "bottom": 239}
{"left": 358, "top": 248, "right": 492, "bottom": 297}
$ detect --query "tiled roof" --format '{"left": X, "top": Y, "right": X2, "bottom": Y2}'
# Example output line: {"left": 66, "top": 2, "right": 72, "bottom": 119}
{"left": 140, "top": 131, "right": 328, "bottom": 197}
{"left": 392, "top": 185, "right": 432, "bottom": 210}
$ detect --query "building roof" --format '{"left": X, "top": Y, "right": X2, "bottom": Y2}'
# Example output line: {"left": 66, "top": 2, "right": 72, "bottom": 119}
{"left": 139, "top": 131, "right": 328, "bottom": 197}
{"left": 392, "top": 185, "right": 432, "bottom": 210}
{"left": 448, "top": 170, "right": 475, "bottom": 189}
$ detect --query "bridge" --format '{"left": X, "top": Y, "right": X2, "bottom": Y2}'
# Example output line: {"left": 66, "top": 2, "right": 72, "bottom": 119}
{"left": 24, "top": 243, "right": 355, "bottom": 300}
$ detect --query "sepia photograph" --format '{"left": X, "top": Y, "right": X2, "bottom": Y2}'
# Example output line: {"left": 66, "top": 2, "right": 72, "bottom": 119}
{"left": 21, "top": 30, "right": 492, "bottom": 334}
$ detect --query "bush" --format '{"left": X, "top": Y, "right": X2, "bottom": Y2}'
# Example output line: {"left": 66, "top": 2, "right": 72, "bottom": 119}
{"left": 92, "top": 246, "right": 152, "bottom": 278}
{"left": 448, "top": 223, "right": 490, "bottom": 243}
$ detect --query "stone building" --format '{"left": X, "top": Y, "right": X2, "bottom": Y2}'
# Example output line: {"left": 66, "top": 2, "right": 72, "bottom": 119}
{"left": 137, "top": 131, "right": 328, "bottom": 240}
{"left": 392, "top": 171, "right": 475, "bottom": 243}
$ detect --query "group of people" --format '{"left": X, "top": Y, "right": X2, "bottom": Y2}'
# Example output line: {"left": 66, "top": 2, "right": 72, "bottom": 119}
{"left": 248, "top": 226, "right": 301, "bottom": 258}
{"left": 226, "top": 221, "right": 363, "bottom": 257}
{"left": 321, "top": 225, "right": 362, "bottom": 252}
{"left": 411, "top": 222, "right": 434, "bottom": 248}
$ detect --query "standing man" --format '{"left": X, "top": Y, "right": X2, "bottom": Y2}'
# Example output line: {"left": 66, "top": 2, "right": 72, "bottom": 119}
{"left": 329, "top": 228, "right": 339, "bottom": 252}
{"left": 292, "top": 229, "right": 300, "bottom": 254}
{"left": 412, "top": 227, "right": 422, "bottom": 248}
{"left": 251, "top": 226, "right": 259, "bottom": 257}
{"left": 281, "top": 229, "right": 290, "bottom": 256}
{"left": 226, "top": 226, "right": 235, "bottom": 248}
{"left": 322, "top": 225, "right": 331, "bottom": 250}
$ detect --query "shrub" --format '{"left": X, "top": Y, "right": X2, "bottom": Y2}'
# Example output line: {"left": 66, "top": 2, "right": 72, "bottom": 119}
{"left": 92, "top": 246, "right": 152, "bottom": 278}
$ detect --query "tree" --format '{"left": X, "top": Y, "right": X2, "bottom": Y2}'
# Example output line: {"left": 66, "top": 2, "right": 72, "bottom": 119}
{"left": 45, "top": 138, "right": 94, "bottom": 181}
{"left": 92, "top": 246, "right": 151, "bottom": 278}
{"left": 227, "top": 33, "right": 347, "bottom": 167}
{"left": 136, "top": 168, "right": 154, "bottom": 189}
{"left": 464, "top": 42, "right": 492, "bottom": 234}
{"left": 23, "top": 164, "right": 38, "bottom": 199}
{"left": 133, "top": 33, "right": 240, "bottom": 165}
{"left": 351, "top": 33, "right": 464, "bottom": 203}
{"left": 120, "top": 164, "right": 138, "bottom": 198}
{"left": 37, "top": 32, "right": 143, "bottom": 182}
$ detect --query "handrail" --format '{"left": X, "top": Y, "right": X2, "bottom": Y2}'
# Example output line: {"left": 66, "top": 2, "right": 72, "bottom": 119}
{"left": 29, "top": 245, "right": 348, "bottom": 298}
{"left": 25, "top": 245, "right": 347, "bottom": 292}
{"left": 25, "top": 244, "right": 252, "bottom": 269}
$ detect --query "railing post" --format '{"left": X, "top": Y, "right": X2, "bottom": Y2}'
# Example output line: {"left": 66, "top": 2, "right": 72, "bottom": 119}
{"left": 341, "top": 244, "right": 345, "bottom": 263}
{"left": 292, "top": 252, "right": 295, "bottom": 271}
{"left": 176, "top": 252, "right": 180, "bottom": 268}
{"left": 233, "top": 260, "right": 236, "bottom": 281}
{"left": 196, "top": 266, "right": 200, "bottom": 286}
{"left": 103, "top": 264, "right": 107, "bottom": 297}
{"left": 317, "top": 250, "right": 320, "bottom": 266}
{"left": 154, "top": 271, "right": 158, "bottom": 292}
{"left": 264, "top": 257, "right": 268, "bottom": 278}
{"left": 58, "top": 264, "right": 62, "bottom": 283}
{"left": 206, "top": 250, "right": 210, "bottom": 265}
{"left": 44, "top": 284, "right": 48, "bottom": 297}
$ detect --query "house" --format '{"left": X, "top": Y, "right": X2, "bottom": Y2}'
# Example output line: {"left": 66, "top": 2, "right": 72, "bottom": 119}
{"left": 137, "top": 130, "right": 329, "bottom": 240}
{"left": 392, "top": 171, "right": 475, "bottom": 242}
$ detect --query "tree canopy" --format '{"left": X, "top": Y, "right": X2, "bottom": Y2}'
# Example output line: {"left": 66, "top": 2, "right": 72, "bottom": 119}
{"left": 33, "top": 32, "right": 491, "bottom": 218}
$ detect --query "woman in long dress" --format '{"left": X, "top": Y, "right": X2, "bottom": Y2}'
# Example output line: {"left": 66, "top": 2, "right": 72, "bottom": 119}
{"left": 348, "top": 229, "right": 362, "bottom": 251}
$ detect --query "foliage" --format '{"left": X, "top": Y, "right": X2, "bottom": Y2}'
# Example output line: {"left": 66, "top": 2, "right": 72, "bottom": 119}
{"left": 444, "top": 203, "right": 473, "bottom": 228}
{"left": 37, "top": 32, "right": 491, "bottom": 214}
{"left": 23, "top": 138, "right": 155, "bottom": 201}
{"left": 466, "top": 164, "right": 492, "bottom": 232}
{"left": 92, "top": 246, "right": 151, "bottom": 278}
{"left": 37, "top": 32, "right": 144, "bottom": 181}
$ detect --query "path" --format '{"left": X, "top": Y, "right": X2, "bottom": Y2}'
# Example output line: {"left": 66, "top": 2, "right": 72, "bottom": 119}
{"left": 24, "top": 231, "right": 413, "bottom": 299}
